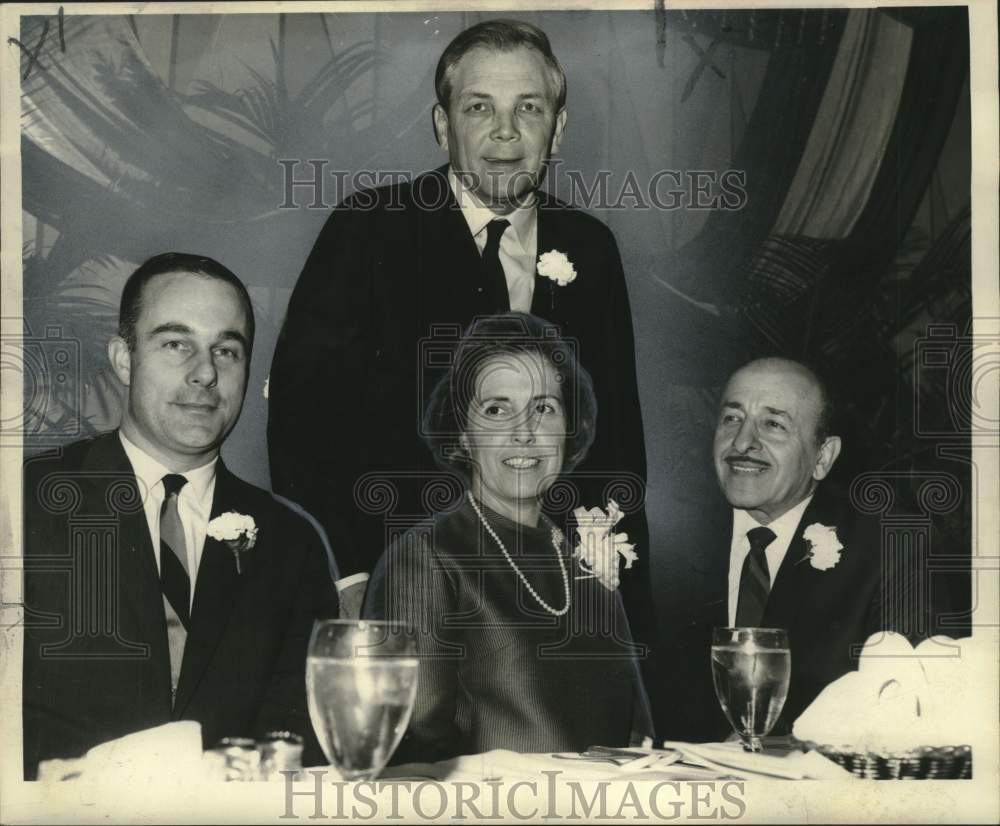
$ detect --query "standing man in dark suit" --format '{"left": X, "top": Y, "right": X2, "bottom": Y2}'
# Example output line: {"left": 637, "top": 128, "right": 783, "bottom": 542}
{"left": 660, "top": 358, "right": 933, "bottom": 742}
{"left": 22, "top": 253, "right": 338, "bottom": 778}
{"left": 268, "top": 20, "right": 652, "bottom": 661}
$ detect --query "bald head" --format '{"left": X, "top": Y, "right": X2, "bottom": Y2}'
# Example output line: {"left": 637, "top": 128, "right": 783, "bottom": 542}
{"left": 735, "top": 359, "right": 832, "bottom": 441}
{"left": 713, "top": 358, "right": 841, "bottom": 524}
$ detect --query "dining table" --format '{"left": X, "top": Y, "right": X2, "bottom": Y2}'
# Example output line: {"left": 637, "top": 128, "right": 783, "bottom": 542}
{"left": 22, "top": 730, "right": 983, "bottom": 825}
{"left": 377, "top": 738, "right": 851, "bottom": 783}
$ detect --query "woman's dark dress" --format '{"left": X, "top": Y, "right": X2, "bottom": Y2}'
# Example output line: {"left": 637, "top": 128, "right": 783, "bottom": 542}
{"left": 364, "top": 497, "right": 644, "bottom": 764}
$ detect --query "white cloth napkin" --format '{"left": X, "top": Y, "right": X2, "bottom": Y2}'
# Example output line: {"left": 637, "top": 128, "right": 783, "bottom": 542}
{"left": 793, "top": 633, "right": 986, "bottom": 752}
{"left": 37, "top": 721, "right": 210, "bottom": 783}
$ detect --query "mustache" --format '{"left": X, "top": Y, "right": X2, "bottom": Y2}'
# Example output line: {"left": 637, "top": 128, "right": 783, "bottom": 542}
{"left": 723, "top": 454, "right": 770, "bottom": 468}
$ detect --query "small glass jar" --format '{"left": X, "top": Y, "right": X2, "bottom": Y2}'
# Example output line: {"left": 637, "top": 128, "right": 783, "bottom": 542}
{"left": 258, "top": 731, "right": 304, "bottom": 781}
{"left": 210, "top": 736, "right": 261, "bottom": 781}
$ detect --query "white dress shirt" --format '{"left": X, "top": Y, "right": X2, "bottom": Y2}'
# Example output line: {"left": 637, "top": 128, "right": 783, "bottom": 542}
{"left": 727, "top": 496, "right": 814, "bottom": 626}
{"left": 448, "top": 167, "right": 538, "bottom": 312}
{"left": 119, "top": 432, "right": 217, "bottom": 608}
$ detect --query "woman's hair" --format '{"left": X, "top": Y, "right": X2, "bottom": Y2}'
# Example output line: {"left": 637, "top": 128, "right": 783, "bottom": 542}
{"left": 422, "top": 313, "right": 597, "bottom": 482}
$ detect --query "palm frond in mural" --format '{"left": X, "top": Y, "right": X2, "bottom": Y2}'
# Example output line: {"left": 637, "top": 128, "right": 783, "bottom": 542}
{"left": 20, "top": 15, "right": 382, "bottom": 444}
{"left": 21, "top": 244, "right": 125, "bottom": 450}
{"left": 182, "top": 39, "right": 379, "bottom": 162}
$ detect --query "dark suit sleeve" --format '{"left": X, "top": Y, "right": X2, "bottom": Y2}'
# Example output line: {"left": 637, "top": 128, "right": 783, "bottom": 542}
{"left": 253, "top": 501, "right": 340, "bottom": 765}
{"left": 21, "top": 459, "right": 70, "bottom": 778}
{"left": 614, "top": 592, "right": 656, "bottom": 744}
{"left": 267, "top": 202, "right": 372, "bottom": 576}
{"left": 582, "top": 223, "right": 655, "bottom": 659}
{"left": 362, "top": 532, "right": 463, "bottom": 764}
{"left": 593, "top": 223, "right": 648, "bottom": 495}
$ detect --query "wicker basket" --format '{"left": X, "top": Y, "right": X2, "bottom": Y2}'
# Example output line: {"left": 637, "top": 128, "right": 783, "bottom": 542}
{"left": 802, "top": 742, "right": 972, "bottom": 779}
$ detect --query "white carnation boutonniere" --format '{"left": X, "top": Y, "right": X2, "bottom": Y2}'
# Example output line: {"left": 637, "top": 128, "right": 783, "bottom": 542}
{"left": 798, "top": 522, "right": 843, "bottom": 571}
{"left": 572, "top": 499, "right": 638, "bottom": 591}
{"left": 537, "top": 250, "right": 577, "bottom": 287}
{"left": 207, "top": 512, "right": 258, "bottom": 574}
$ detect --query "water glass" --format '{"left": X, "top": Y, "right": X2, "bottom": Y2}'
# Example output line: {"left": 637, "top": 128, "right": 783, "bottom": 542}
{"left": 711, "top": 627, "right": 791, "bottom": 752}
{"left": 306, "top": 619, "right": 418, "bottom": 780}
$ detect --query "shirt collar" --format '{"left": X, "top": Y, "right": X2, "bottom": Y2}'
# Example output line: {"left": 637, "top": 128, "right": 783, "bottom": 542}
{"left": 118, "top": 430, "right": 217, "bottom": 505}
{"left": 448, "top": 166, "right": 537, "bottom": 248}
{"left": 733, "top": 495, "right": 815, "bottom": 546}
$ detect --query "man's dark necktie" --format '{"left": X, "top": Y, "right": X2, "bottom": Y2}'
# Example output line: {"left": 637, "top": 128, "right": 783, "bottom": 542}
{"left": 159, "top": 473, "right": 189, "bottom": 703}
{"left": 735, "top": 526, "right": 777, "bottom": 627}
{"left": 481, "top": 218, "right": 511, "bottom": 312}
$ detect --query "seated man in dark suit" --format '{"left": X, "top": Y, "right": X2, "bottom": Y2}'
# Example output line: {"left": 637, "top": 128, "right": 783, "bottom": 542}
{"left": 660, "top": 357, "right": 939, "bottom": 742}
{"left": 22, "top": 253, "right": 338, "bottom": 778}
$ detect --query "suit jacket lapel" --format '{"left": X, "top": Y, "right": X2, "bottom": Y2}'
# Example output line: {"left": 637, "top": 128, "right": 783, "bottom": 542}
{"left": 420, "top": 165, "right": 484, "bottom": 317}
{"left": 82, "top": 434, "right": 173, "bottom": 709}
{"left": 173, "top": 462, "right": 250, "bottom": 716}
{"left": 532, "top": 199, "right": 569, "bottom": 322}
{"left": 763, "top": 495, "right": 829, "bottom": 629}
{"left": 428, "top": 176, "right": 572, "bottom": 320}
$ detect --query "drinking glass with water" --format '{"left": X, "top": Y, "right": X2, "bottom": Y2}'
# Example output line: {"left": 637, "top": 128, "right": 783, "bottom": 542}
{"left": 711, "top": 627, "right": 790, "bottom": 753}
{"left": 306, "top": 619, "right": 419, "bottom": 780}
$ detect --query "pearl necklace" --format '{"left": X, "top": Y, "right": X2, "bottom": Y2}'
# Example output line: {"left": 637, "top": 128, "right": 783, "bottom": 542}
{"left": 466, "top": 491, "right": 570, "bottom": 617}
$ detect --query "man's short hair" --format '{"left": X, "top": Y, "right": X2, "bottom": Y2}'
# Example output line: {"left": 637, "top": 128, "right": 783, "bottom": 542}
{"left": 812, "top": 371, "right": 836, "bottom": 445}
{"left": 785, "top": 358, "right": 837, "bottom": 445}
{"left": 435, "top": 19, "right": 567, "bottom": 111}
{"left": 118, "top": 252, "right": 255, "bottom": 351}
